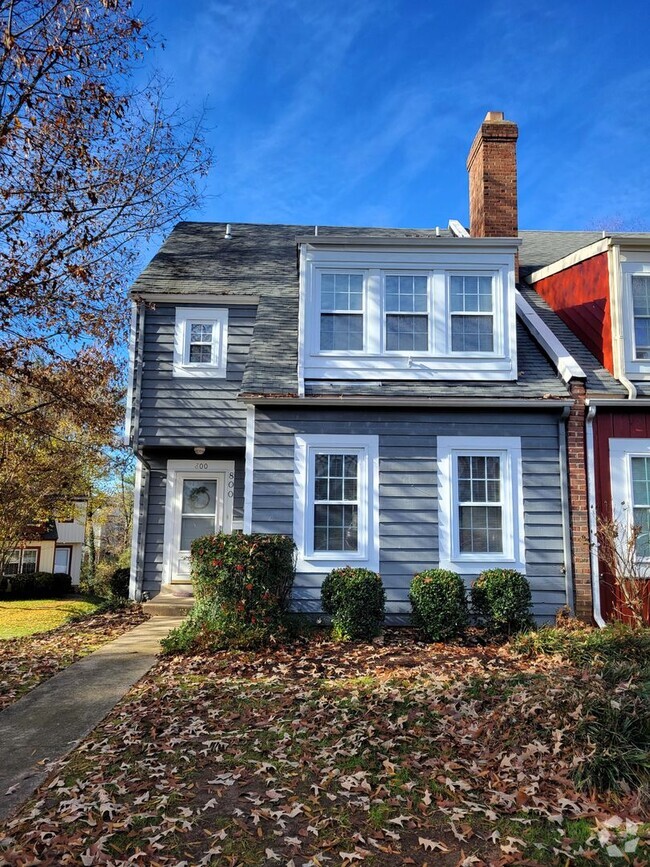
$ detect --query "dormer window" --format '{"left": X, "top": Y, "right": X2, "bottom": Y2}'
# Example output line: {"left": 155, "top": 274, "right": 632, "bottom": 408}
{"left": 320, "top": 273, "right": 364, "bottom": 351}
{"left": 385, "top": 275, "right": 429, "bottom": 352}
{"left": 632, "top": 275, "right": 650, "bottom": 360}
{"left": 450, "top": 275, "right": 494, "bottom": 352}
{"left": 173, "top": 308, "right": 228, "bottom": 378}
{"left": 300, "top": 240, "right": 518, "bottom": 381}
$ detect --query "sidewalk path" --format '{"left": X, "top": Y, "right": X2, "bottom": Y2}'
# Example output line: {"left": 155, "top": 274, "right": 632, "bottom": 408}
{"left": 0, "top": 616, "right": 180, "bottom": 822}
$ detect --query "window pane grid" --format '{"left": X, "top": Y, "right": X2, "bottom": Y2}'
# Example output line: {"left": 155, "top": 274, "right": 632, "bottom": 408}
{"left": 188, "top": 322, "right": 215, "bottom": 364}
{"left": 631, "top": 456, "right": 650, "bottom": 556}
{"left": 450, "top": 275, "right": 494, "bottom": 352}
{"left": 457, "top": 455, "right": 503, "bottom": 554}
{"left": 313, "top": 452, "right": 359, "bottom": 552}
{"left": 321, "top": 273, "right": 364, "bottom": 312}
{"left": 632, "top": 276, "right": 650, "bottom": 359}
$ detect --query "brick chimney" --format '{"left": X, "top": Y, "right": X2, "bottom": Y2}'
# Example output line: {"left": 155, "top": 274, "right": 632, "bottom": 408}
{"left": 466, "top": 111, "right": 518, "bottom": 238}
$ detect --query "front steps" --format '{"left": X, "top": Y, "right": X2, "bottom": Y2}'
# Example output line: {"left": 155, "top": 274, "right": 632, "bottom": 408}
{"left": 142, "top": 583, "right": 194, "bottom": 617}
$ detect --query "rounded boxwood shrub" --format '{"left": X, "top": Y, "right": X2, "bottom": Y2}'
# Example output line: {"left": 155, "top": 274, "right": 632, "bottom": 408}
{"left": 409, "top": 569, "right": 468, "bottom": 641}
{"left": 321, "top": 567, "right": 385, "bottom": 641}
{"left": 109, "top": 567, "right": 130, "bottom": 599}
{"left": 471, "top": 568, "right": 533, "bottom": 636}
{"left": 52, "top": 572, "right": 73, "bottom": 596}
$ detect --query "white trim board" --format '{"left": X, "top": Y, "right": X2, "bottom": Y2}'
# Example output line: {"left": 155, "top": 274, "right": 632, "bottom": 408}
{"left": 515, "top": 290, "right": 585, "bottom": 383}
{"left": 243, "top": 406, "right": 255, "bottom": 533}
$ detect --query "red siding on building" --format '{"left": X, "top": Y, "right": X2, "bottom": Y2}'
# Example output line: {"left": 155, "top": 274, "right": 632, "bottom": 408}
{"left": 533, "top": 252, "right": 613, "bottom": 374}
{"left": 593, "top": 410, "right": 650, "bottom": 621}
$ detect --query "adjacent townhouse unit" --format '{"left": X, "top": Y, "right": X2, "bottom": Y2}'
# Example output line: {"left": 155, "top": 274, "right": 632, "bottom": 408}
{"left": 126, "top": 112, "right": 625, "bottom": 624}
{"left": 520, "top": 231, "right": 650, "bottom": 622}
{"left": 6, "top": 499, "right": 87, "bottom": 583}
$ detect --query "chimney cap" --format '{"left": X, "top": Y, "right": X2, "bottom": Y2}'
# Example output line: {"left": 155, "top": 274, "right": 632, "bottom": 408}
{"left": 484, "top": 110, "right": 506, "bottom": 122}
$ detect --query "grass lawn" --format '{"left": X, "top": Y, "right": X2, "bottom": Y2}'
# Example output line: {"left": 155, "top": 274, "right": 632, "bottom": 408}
{"left": 0, "top": 596, "right": 101, "bottom": 639}
{"left": 1, "top": 625, "right": 648, "bottom": 865}
{"left": 0, "top": 603, "right": 149, "bottom": 711}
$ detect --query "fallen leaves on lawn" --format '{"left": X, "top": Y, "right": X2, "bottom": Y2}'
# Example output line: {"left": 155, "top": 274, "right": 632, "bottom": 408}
{"left": 0, "top": 606, "right": 148, "bottom": 710}
{"left": 0, "top": 630, "right": 648, "bottom": 866}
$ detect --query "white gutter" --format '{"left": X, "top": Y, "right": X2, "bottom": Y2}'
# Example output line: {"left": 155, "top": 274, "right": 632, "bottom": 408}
{"left": 129, "top": 458, "right": 143, "bottom": 602}
{"left": 515, "top": 290, "right": 586, "bottom": 383}
{"left": 586, "top": 405, "right": 606, "bottom": 627}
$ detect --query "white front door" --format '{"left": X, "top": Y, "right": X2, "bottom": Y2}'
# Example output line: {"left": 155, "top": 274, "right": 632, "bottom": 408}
{"left": 164, "top": 460, "right": 235, "bottom": 583}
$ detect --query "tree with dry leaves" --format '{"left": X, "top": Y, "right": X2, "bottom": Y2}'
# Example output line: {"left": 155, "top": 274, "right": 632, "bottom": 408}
{"left": 0, "top": 0, "right": 210, "bottom": 428}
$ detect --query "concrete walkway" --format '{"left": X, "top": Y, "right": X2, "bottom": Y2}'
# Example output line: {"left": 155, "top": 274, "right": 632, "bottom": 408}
{"left": 0, "top": 616, "right": 181, "bottom": 823}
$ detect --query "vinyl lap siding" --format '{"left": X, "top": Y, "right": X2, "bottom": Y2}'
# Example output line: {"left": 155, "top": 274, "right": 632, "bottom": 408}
{"left": 251, "top": 407, "right": 567, "bottom": 622}
{"left": 141, "top": 453, "right": 246, "bottom": 596}
{"left": 138, "top": 303, "right": 256, "bottom": 448}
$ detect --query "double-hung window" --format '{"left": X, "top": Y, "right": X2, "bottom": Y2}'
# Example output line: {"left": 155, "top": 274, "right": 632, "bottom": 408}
{"left": 610, "top": 438, "right": 650, "bottom": 561}
{"left": 320, "top": 273, "right": 364, "bottom": 351}
{"left": 631, "top": 274, "right": 650, "bottom": 360}
{"left": 622, "top": 260, "right": 650, "bottom": 376}
{"left": 294, "top": 434, "right": 379, "bottom": 572}
{"left": 384, "top": 274, "right": 429, "bottom": 352}
{"left": 438, "top": 436, "right": 525, "bottom": 573}
{"left": 5, "top": 548, "right": 38, "bottom": 575}
{"left": 173, "top": 308, "right": 228, "bottom": 378}
{"left": 449, "top": 275, "right": 494, "bottom": 352}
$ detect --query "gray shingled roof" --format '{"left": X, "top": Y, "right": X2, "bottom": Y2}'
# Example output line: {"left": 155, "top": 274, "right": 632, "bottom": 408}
{"left": 518, "top": 230, "right": 650, "bottom": 279}
{"left": 134, "top": 221, "right": 610, "bottom": 400}
{"left": 518, "top": 284, "right": 625, "bottom": 397}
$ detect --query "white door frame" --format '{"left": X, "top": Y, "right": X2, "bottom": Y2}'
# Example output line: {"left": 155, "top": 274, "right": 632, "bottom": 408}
{"left": 162, "top": 459, "right": 235, "bottom": 584}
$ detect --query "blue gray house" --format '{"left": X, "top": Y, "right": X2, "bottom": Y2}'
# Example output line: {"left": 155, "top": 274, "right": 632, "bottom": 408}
{"left": 126, "top": 113, "right": 620, "bottom": 622}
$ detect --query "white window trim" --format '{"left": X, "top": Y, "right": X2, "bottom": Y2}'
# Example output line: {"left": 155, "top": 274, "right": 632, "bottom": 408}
{"left": 437, "top": 435, "right": 525, "bottom": 574}
{"left": 293, "top": 434, "right": 379, "bottom": 573}
{"left": 622, "top": 259, "right": 650, "bottom": 378}
{"left": 173, "top": 307, "right": 228, "bottom": 378}
{"left": 301, "top": 247, "right": 517, "bottom": 381}
{"left": 609, "top": 437, "right": 650, "bottom": 564}
{"left": 162, "top": 459, "right": 235, "bottom": 584}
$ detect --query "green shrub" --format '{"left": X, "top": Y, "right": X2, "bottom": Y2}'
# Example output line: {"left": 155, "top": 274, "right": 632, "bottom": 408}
{"left": 52, "top": 572, "right": 73, "bottom": 595}
{"left": 321, "top": 567, "right": 385, "bottom": 641}
{"left": 409, "top": 569, "right": 468, "bottom": 641}
{"left": 163, "top": 533, "right": 296, "bottom": 654}
{"left": 109, "top": 567, "right": 130, "bottom": 599}
{"left": 471, "top": 568, "right": 533, "bottom": 636}
{"left": 192, "top": 532, "right": 294, "bottom": 615}
{"left": 4, "top": 571, "right": 56, "bottom": 599}
{"left": 161, "top": 597, "right": 306, "bottom": 654}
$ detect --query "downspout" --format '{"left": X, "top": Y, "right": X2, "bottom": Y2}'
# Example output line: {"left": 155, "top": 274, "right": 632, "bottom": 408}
{"left": 558, "top": 406, "right": 575, "bottom": 614}
{"left": 586, "top": 405, "right": 606, "bottom": 627}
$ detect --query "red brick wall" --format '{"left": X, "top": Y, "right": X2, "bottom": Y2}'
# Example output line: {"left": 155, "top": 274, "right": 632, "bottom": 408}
{"left": 567, "top": 380, "right": 592, "bottom": 621}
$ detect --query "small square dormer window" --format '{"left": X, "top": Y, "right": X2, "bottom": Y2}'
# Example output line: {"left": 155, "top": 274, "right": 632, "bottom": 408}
{"left": 173, "top": 308, "right": 228, "bottom": 378}
{"left": 631, "top": 275, "right": 650, "bottom": 360}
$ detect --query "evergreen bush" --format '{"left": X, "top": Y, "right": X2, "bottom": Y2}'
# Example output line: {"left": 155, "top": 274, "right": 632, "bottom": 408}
{"left": 409, "top": 568, "right": 468, "bottom": 641}
{"left": 471, "top": 568, "right": 533, "bottom": 636}
{"left": 321, "top": 567, "right": 385, "bottom": 640}
{"left": 163, "top": 532, "right": 296, "bottom": 654}
{"left": 109, "top": 566, "right": 130, "bottom": 599}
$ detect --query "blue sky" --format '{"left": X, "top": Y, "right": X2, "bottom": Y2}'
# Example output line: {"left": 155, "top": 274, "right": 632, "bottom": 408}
{"left": 139, "top": 0, "right": 649, "bottom": 233}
